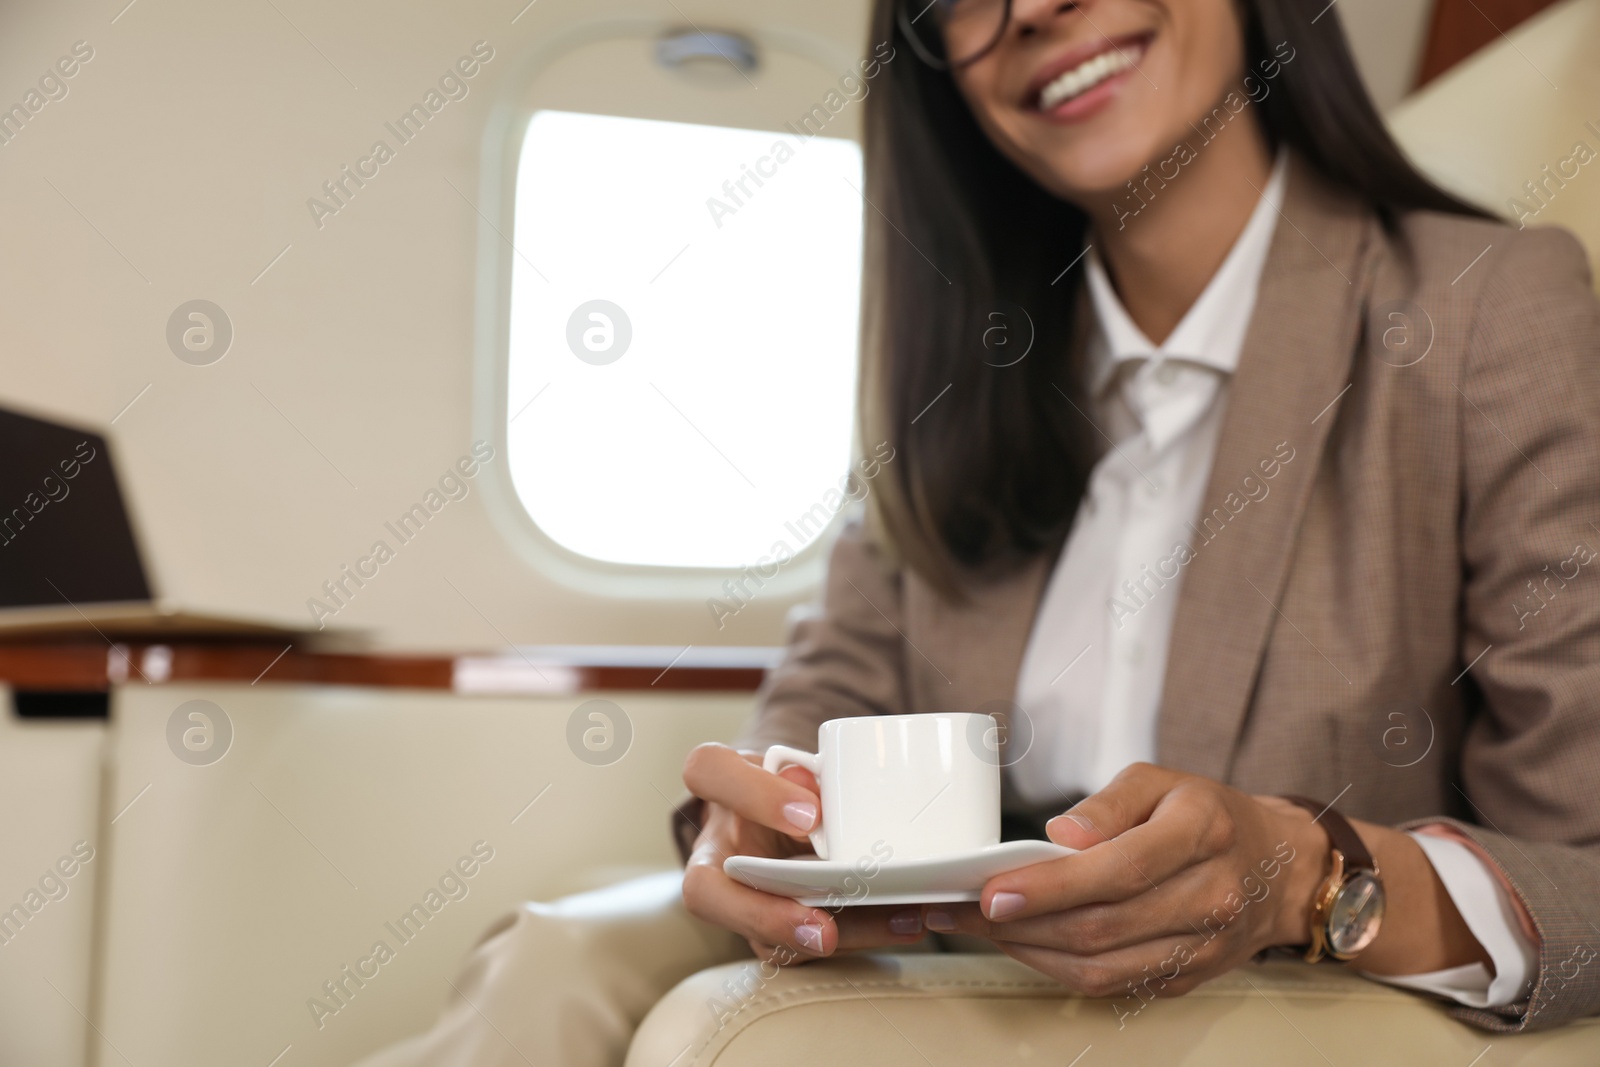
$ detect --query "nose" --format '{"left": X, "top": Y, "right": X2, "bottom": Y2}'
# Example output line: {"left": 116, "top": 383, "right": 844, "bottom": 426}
{"left": 1011, "top": 0, "right": 1083, "bottom": 39}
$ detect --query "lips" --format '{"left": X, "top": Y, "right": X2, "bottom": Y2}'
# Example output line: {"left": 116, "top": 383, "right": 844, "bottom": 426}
{"left": 1025, "top": 32, "right": 1153, "bottom": 111}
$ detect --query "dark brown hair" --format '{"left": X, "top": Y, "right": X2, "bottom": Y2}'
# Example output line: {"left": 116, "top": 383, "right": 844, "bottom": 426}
{"left": 859, "top": 0, "right": 1492, "bottom": 596}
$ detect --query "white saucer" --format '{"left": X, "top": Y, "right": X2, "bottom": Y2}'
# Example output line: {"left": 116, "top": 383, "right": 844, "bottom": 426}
{"left": 723, "top": 840, "right": 1076, "bottom": 907}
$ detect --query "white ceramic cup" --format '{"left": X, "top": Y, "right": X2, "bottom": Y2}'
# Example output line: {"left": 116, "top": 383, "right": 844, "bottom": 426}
{"left": 763, "top": 712, "right": 1000, "bottom": 862}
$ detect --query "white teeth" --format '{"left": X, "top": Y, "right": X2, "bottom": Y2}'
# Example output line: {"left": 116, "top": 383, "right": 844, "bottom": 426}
{"left": 1038, "top": 43, "right": 1143, "bottom": 110}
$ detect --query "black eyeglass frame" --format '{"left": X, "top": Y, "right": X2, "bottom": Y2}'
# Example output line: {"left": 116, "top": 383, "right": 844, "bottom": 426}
{"left": 895, "top": 0, "right": 1014, "bottom": 71}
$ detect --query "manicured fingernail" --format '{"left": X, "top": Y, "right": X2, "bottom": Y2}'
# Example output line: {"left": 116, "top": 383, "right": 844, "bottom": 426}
{"left": 925, "top": 909, "right": 957, "bottom": 932}
{"left": 1054, "top": 813, "right": 1094, "bottom": 833}
{"left": 783, "top": 802, "right": 817, "bottom": 832}
{"left": 987, "top": 892, "right": 1026, "bottom": 920}
{"left": 889, "top": 909, "right": 922, "bottom": 935}
{"left": 794, "top": 923, "right": 825, "bottom": 952}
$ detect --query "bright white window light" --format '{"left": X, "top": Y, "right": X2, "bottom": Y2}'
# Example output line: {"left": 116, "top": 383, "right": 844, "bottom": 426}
{"left": 506, "top": 110, "right": 864, "bottom": 569}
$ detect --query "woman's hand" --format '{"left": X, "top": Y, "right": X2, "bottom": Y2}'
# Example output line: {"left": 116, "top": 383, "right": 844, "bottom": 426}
{"left": 923, "top": 763, "right": 1328, "bottom": 1003}
{"left": 680, "top": 742, "right": 929, "bottom": 963}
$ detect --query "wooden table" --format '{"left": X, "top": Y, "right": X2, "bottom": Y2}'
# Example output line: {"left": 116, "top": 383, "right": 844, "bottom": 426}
{"left": 0, "top": 638, "right": 773, "bottom": 716}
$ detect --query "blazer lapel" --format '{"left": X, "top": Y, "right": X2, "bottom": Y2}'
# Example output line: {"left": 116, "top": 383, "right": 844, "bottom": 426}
{"left": 1155, "top": 154, "right": 1380, "bottom": 781}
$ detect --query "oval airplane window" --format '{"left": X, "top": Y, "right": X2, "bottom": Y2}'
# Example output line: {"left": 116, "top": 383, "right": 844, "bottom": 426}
{"left": 499, "top": 24, "right": 882, "bottom": 571}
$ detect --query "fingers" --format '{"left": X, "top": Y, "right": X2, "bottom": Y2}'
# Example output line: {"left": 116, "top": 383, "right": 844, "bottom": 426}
{"left": 923, "top": 901, "right": 984, "bottom": 937}
{"left": 931, "top": 866, "right": 1217, "bottom": 954}
{"left": 683, "top": 856, "right": 926, "bottom": 958}
{"left": 1043, "top": 762, "right": 1181, "bottom": 850}
{"left": 981, "top": 777, "right": 1232, "bottom": 921}
{"left": 833, "top": 905, "right": 927, "bottom": 949}
{"left": 683, "top": 854, "right": 839, "bottom": 957}
{"left": 681, "top": 743, "right": 936, "bottom": 959}
{"left": 683, "top": 743, "right": 821, "bottom": 840}
{"left": 993, "top": 933, "right": 1222, "bottom": 1000}
{"left": 924, "top": 900, "right": 1224, "bottom": 993}
{"left": 741, "top": 911, "right": 926, "bottom": 970}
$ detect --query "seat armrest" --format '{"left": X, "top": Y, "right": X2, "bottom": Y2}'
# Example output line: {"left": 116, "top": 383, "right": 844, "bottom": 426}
{"left": 628, "top": 954, "right": 1600, "bottom": 1066}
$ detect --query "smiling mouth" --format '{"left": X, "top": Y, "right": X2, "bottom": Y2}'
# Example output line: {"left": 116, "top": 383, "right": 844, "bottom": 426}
{"left": 1032, "top": 35, "right": 1151, "bottom": 111}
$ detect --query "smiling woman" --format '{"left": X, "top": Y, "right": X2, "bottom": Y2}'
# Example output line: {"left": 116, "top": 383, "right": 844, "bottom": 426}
{"left": 357, "top": 0, "right": 1600, "bottom": 1063}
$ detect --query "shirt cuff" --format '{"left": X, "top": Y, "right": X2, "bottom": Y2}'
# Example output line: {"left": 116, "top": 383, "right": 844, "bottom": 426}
{"left": 1358, "top": 831, "right": 1536, "bottom": 1009}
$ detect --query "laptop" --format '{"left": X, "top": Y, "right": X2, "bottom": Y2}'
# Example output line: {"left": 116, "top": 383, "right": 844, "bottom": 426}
{"left": 0, "top": 404, "right": 300, "bottom": 637}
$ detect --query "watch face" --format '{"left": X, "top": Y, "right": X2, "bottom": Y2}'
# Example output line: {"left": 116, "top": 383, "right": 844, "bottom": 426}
{"left": 1327, "top": 871, "right": 1386, "bottom": 958}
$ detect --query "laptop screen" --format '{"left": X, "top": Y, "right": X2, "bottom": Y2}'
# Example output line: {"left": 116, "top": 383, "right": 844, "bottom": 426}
{"left": 0, "top": 407, "right": 151, "bottom": 608}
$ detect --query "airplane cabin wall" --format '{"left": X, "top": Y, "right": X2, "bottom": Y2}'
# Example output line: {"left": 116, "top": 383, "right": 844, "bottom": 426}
{"left": 0, "top": 0, "right": 1430, "bottom": 652}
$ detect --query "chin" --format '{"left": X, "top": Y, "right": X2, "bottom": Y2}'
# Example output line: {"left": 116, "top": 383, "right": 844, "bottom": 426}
{"left": 1008, "top": 123, "right": 1171, "bottom": 204}
{"left": 1050, "top": 138, "right": 1168, "bottom": 199}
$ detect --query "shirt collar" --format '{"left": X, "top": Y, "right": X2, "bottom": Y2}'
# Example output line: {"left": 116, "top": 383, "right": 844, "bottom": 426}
{"left": 1085, "top": 148, "right": 1290, "bottom": 396}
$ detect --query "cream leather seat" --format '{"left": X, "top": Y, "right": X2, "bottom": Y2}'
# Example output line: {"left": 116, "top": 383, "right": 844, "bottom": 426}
{"left": 0, "top": 693, "right": 103, "bottom": 1067}
{"left": 1388, "top": 0, "right": 1600, "bottom": 290}
{"left": 621, "top": 4, "right": 1600, "bottom": 1062}
{"left": 630, "top": 955, "right": 1600, "bottom": 1066}
{"left": 89, "top": 682, "right": 752, "bottom": 1067}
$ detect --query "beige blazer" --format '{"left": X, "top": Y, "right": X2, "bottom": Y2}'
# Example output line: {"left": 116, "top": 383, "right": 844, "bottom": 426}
{"left": 687, "top": 153, "right": 1600, "bottom": 1032}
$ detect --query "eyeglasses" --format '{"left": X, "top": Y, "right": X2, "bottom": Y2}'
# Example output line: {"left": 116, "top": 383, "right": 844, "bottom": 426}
{"left": 896, "top": 0, "right": 1014, "bottom": 70}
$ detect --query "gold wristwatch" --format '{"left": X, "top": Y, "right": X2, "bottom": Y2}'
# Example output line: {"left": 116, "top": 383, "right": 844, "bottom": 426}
{"left": 1282, "top": 795, "right": 1386, "bottom": 962}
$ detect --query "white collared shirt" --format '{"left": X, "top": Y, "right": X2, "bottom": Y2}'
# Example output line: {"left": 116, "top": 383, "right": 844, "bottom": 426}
{"left": 1009, "top": 150, "right": 1533, "bottom": 1007}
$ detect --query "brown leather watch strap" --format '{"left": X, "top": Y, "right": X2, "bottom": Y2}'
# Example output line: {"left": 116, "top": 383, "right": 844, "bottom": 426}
{"left": 1281, "top": 794, "right": 1375, "bottom": 871}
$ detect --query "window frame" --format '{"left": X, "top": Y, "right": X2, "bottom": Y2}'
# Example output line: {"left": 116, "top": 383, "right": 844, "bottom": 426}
{"left": 470, "top": 16, "right": 868, "bottom": 602}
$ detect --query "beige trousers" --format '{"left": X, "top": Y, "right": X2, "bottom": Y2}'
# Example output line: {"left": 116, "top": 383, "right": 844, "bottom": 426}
{"left": 350, "top": 871, "right": 746, "bottom": 1067}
